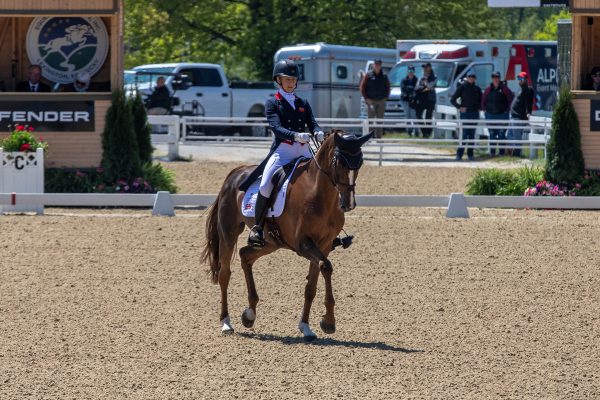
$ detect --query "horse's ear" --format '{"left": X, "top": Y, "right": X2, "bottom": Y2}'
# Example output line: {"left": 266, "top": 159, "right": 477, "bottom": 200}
{"left": 334, "top": 131, "right": 344, "bottom": 147}
{"left": 356, "top": 131, "right": 374, "bottom": 147}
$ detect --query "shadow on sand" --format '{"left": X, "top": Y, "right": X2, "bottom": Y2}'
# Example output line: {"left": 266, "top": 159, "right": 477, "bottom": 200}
{"left": 237, "top": 332, "right": 424, "bottom": 353}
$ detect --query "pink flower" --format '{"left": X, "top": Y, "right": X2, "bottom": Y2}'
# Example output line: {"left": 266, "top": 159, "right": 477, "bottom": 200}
{"left": 19, "top": 143, "right": 31, "bottom": 151}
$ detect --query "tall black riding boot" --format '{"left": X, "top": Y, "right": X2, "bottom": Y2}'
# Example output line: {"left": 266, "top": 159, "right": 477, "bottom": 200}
{"left": 248, "top": 193, "right": 269, "bottom": 247}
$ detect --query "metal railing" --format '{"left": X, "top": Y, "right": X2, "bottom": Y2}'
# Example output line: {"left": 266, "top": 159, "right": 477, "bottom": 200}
{"left": 149, "top": 116, "right": 552, "bottom": 164}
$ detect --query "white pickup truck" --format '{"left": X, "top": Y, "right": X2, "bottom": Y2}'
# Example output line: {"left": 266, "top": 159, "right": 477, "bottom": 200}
{"left": 126, "top": 62, "right": 275, "bottom": 135}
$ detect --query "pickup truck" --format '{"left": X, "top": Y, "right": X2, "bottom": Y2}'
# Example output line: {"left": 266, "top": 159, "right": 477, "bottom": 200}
{"left": 126, "top": 63, "right": 274, "bottom": 136}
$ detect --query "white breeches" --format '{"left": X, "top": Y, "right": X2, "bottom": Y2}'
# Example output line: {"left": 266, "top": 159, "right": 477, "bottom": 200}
{"left": 259, "top": 141, "right": 312, "bottom": 197}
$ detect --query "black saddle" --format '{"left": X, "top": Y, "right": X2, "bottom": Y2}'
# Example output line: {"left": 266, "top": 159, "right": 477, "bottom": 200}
{"left": 264, "top": 157, "right": 308, "bottom": 207}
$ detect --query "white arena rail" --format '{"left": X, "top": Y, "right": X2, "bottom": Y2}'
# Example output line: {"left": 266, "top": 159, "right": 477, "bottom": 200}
{"left": 167, "top": 116, "right": 551, "bottom": 165}
{"left": 2, "top": 192, "right": 600, "bottom": 219}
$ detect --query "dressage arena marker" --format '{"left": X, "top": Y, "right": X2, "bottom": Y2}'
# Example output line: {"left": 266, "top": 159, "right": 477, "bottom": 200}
{"left": 3, "top": 193, "right": 600, "bottom": 218}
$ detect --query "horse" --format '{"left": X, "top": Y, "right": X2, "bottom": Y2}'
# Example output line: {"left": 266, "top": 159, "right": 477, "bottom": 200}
{"left": 201, "top": 129, "right": 373, "bottom": 340}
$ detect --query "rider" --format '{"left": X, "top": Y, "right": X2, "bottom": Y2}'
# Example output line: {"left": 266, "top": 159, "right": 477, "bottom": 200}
{"left": 243, "top": 60, "right": 325, "bottom": 247}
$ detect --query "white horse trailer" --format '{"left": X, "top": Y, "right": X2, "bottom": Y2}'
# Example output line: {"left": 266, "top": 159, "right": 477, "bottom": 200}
{"left": 274, "top": 43, "right": 396, "bottom": 119}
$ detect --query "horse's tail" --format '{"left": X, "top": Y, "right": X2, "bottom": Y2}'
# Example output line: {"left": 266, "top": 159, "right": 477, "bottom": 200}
{"left": 202, "top": 197, "right": 221, "bottom": 284}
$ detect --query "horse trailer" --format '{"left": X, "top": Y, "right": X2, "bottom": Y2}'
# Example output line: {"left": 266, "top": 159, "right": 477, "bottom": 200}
{"left": 274, "top": 43, "right": 396, "bottom": 119}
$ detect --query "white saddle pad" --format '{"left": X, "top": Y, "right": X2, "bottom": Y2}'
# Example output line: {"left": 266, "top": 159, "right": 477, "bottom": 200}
{"left": 241, "top": 158, "right": 305, "bottom": 218}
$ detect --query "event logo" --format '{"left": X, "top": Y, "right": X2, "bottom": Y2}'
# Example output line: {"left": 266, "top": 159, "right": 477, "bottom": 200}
{"left": 26, "top": 17, "right": 109, "bottom": 84}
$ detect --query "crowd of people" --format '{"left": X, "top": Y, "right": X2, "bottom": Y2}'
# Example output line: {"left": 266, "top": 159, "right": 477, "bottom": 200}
{"left": 359, "top": 62, "right": 538, "bottom": 160}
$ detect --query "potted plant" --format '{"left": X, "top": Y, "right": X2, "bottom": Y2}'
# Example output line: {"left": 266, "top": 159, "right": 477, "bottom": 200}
{"left": 0, "top": 125, "right": 48, "bottom": 214}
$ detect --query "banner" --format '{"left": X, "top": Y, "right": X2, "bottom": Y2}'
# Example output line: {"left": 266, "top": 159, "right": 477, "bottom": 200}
{"left": 591, "top": 100, "right": 600, "bottom": 132}
{"left": 0, "top": 101, "right": 95, "bottom": 131}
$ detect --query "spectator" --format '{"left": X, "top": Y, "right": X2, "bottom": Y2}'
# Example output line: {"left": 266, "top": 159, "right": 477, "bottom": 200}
{"left": 451, "top": 70, "right": 482, "bottom": 161}
{"left": 414, "top": 62, "right": 437, "bottom": 138}
{"left": 16, "top": 65, "right": 51, "bottom": 92}
{"left": 481, "top": 71, "right": 513, "bottom": 157}
{"left": 583, "top": 66, "right": 600, "bottom": 91}
{"left": 61, "top": 71, "right": 92, "bottom": 93}
{"left": 400, "top": 65, "right": 418, "bottom": 136}
{"left": 147, "top": 76, "right": 171, "bottom": 115}
{"left": 507, "top": 71, "right": 534, "bottom": 157}
{"left": 360, "top": 59, "right": 390, "bottom": 138}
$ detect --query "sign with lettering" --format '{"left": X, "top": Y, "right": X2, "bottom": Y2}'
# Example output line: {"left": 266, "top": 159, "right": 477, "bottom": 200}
{"left": 591, "top": 100, "right": 600, "bottom": 132}
{"left": 0, "top": 101, "right": 95, "bottom": 131}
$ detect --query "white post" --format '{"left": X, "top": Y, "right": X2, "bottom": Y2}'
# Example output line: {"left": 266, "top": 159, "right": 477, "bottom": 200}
{"left": 167, "top": 117, "right": 180, "bottom": 161}
{"left": 362, "top": 119, "right": 369, "bottom": 136}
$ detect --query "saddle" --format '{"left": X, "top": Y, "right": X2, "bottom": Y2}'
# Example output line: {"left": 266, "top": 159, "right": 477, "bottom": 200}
{"left": 241, "top": 157, "right": 308, "bottom": 219}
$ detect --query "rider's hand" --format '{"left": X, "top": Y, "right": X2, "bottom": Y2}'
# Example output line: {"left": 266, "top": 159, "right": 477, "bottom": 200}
{"left": 315, "top": 131, "right": 325, "bottom": 143}
{"left": 294, "top": 132, "right": 311, "bottom": 144}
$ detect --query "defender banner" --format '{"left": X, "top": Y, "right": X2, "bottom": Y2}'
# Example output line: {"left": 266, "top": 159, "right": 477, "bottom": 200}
{"left": 0, "top": 101, "right": 95, "bottom": 131}
{"left": 488, "top": 0, "right": 568, "bottom": 6}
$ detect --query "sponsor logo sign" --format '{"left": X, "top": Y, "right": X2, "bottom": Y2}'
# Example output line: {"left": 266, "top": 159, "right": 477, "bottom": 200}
{"left": 0, "top": 101, "right": 95, "bottom": 131}
{"left": 26, "top": 17, "right": 109, "bottom": 84}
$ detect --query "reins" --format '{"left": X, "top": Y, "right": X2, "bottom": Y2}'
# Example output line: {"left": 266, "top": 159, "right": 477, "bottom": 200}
{"left": 308, "top": 135, "right": 356, "bottom": 192}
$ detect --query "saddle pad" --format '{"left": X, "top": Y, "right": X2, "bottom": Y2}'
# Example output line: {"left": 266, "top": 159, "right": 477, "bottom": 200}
{"left": 241, "top": 158, "right": 304, "bottom": 218}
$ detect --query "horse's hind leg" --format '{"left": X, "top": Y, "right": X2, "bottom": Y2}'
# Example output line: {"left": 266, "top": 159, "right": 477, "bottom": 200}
{"left": 239, "top": 244, "right": 277, "bottom": 329}
{"left": 218, "top": 237, "right": 237, "bottom": 334}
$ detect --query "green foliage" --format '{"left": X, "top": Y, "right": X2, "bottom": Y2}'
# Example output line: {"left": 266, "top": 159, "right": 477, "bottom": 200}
{"left": 1, "top": 126, "right": 48, "bottom": 152}
{"left": 129, "top": 93, "right": 154, "bottom": 164}
{"left": 534, "top": 9, "right": 570, "bottom": 41}
{"left": 466, "top": 166, "right": 544, "bottom": 196}
{"left": 124, "top": 0, "right": 565, "bottom": 80}
{"left": 102, "top": 89, "right": 142, "bottom": 180}
{"left": 141, "top": 162, "right": 178, "bottom": 193}
{"left": 545, "top": 88, "right": 585, "bottom": 184}
{"left": 45, "top": 164, "right": 177, "bottom": 194}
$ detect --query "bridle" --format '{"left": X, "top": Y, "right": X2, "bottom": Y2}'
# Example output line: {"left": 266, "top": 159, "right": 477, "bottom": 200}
{"left": 309, "top": 136, "right": 362, "bottom": 194}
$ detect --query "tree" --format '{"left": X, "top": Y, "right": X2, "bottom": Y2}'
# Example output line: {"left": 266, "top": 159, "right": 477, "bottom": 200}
{"left": 102, "top": 90, "right": 142, "bottom": 180}
{"left": 534, "top": 9, "right": 570, "bottom": 41}
{"left": 123, "top": 0, "right": 566, "bottom": 80}
{"left": 545, "top": 88, "right": 585, "bottom": 184}
{"left": 129, "top": 93, "right": 154, "bottom": 164}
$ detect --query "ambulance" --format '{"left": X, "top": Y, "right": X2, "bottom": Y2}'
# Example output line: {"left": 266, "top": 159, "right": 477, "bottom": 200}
{"left": 386, "top": 39, "right": 558, "bottom": 119}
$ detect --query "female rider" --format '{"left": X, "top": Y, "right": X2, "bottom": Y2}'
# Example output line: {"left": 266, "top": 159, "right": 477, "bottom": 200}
{"left": 240, "top": 60, "right": 324, "bottom": 247}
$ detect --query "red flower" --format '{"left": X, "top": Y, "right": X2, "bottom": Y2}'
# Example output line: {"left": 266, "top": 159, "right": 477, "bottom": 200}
{"left": 39, "top": 136, "right": 44, "bottom": 141}
{"left": 27, "top": 126, "right": 34, "bottom": 132}
{"left": 19, "top": 143, "right": 31, "bottom": 152}
{"left": 15, "top": 125, "right": 25, "bottom": 131}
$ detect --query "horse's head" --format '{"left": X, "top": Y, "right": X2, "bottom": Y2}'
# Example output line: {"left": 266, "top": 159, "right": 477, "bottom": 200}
{"left": 327, "top": 129, "right": 373, "bottom": 212}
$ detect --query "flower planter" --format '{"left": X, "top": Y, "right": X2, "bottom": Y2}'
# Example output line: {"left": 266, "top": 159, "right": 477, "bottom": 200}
{"left": 0, "top": 148, "right": 44, "bottom": 214}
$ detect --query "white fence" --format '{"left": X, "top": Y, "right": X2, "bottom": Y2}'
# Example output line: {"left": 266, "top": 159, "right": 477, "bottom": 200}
{"left": 2, "top": 192, "right": 600, "bottom": 219}
{"left": 149, "top": 116, "right": 551, "bottom": 165}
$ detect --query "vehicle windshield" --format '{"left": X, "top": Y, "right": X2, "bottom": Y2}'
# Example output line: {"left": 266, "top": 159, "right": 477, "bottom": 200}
{"left": 124, "top": 71, "right": 136, "bottom": 86}
{"left": 130, "top": 67, "right": 176, "bottom": 85}
{"left": 388, "top": 62, "right": 455, "bottom": 89}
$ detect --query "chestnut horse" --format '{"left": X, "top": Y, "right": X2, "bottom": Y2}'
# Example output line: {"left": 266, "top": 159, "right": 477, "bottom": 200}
{"left": 201, "top": 130, "right": 372, "bottom": 340}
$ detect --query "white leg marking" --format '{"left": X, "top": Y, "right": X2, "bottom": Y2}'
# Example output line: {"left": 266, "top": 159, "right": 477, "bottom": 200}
{"left": 298, "top": 321, "right": 317, "bottom": 338}
{"left": 243, "top": 308, "right": 256, "bottom": 321}
{"left": 348, "top": 170, "right": 355, "bottom": 186}
{"left": 221, "top": 316, "right": 234, "bottom": 333}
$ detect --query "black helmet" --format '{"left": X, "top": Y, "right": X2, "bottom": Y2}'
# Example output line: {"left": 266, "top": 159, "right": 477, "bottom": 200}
{"left": 272, "top": 60, "right": 299, "bottom": 82}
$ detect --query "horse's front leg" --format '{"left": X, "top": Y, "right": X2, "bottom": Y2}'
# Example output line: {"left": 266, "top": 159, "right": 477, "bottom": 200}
{"left": 297, "top": 239, "right": 334, "bottom": 340}
{"left": 319, "top": 259, "right": 336, "bottom": 334}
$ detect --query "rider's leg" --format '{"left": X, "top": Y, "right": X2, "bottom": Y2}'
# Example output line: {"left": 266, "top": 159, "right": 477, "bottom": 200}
{"left": 248, "top": 154, "right": 280, "bottom": 247}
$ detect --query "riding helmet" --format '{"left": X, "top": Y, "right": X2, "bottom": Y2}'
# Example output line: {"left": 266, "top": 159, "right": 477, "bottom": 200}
{"left": 272, "top": 60, "right": 299, "bottom": 82}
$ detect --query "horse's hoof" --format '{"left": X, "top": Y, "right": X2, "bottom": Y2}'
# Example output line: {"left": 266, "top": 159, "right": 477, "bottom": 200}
{"left": 320, "top": 319, "right": 336, "bottom": 334}
{"left": 221, "top": 316, "right": 234, "bottom": 335}
{"left": 241, "top": 308, "right": 256, "bottom": 328}
{"left": 303, "top": 334, "right": 318, "bottom": 342}
{"left": 221, "top": 327, "right": 235, "bottom": 335}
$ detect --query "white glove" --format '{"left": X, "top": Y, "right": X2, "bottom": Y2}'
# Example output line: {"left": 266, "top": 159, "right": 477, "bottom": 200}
{"left": 294, "top": 132, "right": 311, "bottom": 144}
{"left": 315, "top": 131, "right": 325, "bottom": 143}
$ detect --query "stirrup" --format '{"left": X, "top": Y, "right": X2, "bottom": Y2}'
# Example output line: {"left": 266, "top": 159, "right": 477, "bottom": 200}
{"left": 248, "top": 226, "right": 265, "bottom": 247}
